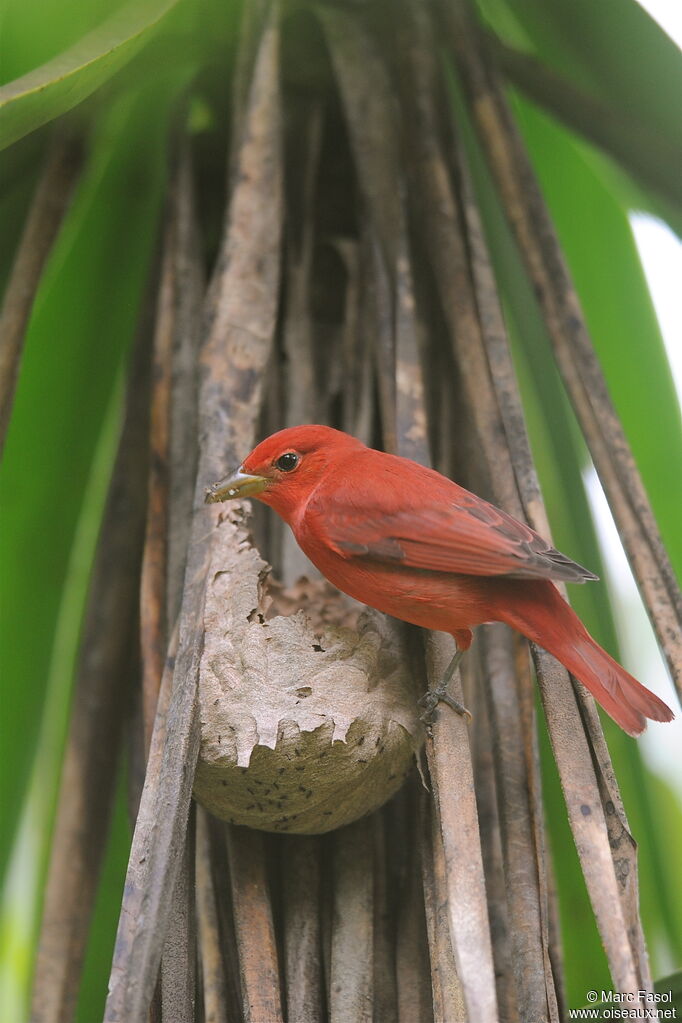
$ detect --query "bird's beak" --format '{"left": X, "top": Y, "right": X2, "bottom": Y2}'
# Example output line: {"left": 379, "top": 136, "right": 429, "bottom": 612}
{"left": 204, "top": 466, "right": 269, "bottom": 504}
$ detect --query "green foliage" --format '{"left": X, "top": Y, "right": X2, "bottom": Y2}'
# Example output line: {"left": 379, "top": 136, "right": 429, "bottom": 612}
{"left": 481, "top": 0, "right": 682, "bottom": 153}
{"left": 0, "top": 3, "right": 239, "bottom": 1018}
{"left": 0, "top": 86, "right": 170, "bottom": 877}
{"left": 0, "top": 372, "right": 124, "bottom": 1021}
{"left": 0, "top": 0, "right": 185, "bottom": 149}
{"left": 476, "top": 0, "right": 682, "bottom": 232}
{"left": 511, "top": 96, "right": 682, "bottom": 575}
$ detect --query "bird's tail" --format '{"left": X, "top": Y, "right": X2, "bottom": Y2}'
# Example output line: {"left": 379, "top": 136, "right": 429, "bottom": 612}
{"left": 498, "top": 581, "right": 674, "bottom": 736}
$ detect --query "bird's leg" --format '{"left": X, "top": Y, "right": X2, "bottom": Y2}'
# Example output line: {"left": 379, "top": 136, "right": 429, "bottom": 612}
{"left": 419, "top": 642, "right": 473, "bottom": 725}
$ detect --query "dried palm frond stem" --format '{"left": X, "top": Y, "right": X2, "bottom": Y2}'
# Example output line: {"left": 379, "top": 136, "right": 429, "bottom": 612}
{"left": 0, "top": 135, "right": 82, "bottom": 452}
{"left": 104, "top": 11, "right": 283, "bottom": 1020}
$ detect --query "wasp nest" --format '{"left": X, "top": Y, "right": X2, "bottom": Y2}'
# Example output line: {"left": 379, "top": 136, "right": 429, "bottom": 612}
{"left": 194, "top": 505, "right": 424, "bottom": 834}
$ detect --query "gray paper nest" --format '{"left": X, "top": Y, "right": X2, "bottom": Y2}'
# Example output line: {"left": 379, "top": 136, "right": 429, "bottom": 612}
{"left": 194, "top": 504, "right": 425, "bottom": 833}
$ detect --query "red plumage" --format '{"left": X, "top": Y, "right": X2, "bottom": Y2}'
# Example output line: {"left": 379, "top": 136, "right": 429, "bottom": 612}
{"left": 220, "top": 424, "right": 674, "bottom": 736}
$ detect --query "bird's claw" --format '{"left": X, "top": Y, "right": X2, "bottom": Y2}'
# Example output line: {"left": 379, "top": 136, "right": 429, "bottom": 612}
{"left": 418, "top": 688, "right": 473, "bottom": 726}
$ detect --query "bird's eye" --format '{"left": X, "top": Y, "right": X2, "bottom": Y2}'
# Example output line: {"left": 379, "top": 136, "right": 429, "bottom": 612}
{"left": 275, "top": 452, "right": 299, "bottom": 472}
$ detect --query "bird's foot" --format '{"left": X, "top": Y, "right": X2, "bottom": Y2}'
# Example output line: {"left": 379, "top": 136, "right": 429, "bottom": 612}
{"left": 418, "top": 645, "right": 471, "bottom": 726}
{"left": 418, "top": 685, "right": 473, "bottom": 726}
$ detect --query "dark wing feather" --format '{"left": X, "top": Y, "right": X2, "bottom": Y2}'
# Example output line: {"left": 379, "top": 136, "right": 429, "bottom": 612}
{"left": 307, "top": 477, "right": 597, "bottom": 583}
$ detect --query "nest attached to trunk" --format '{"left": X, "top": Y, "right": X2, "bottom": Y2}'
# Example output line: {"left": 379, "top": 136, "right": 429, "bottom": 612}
{"left": 194, "top": 503, "right": 425, "bottom": 833}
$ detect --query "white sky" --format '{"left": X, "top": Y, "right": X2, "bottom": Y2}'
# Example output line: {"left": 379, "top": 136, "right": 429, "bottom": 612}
{"left": 630, "top": 215, "right": 682, "bottom": 398}
{"left": 634, "top": 0, "right": 682, "bottom": 48}
{"left": 625, "top": 215, "right": 682, "bottom": 794}
{"left": 584, "top": 466, "right": 682, "bottom": 798}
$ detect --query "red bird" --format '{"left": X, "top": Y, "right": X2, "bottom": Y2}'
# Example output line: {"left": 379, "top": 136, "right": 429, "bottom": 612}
{"left": 206, "top": 425, "right": 674, "bottom": 736}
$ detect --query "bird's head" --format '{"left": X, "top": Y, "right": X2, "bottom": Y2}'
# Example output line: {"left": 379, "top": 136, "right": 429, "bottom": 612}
{"left": 205, "top": 425, "right": 365, "bottom": 521}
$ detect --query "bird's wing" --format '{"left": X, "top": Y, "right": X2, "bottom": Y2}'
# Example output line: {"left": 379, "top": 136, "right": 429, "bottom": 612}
{"left": 305, "top": 473, "right": 597, "bottom": 583}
